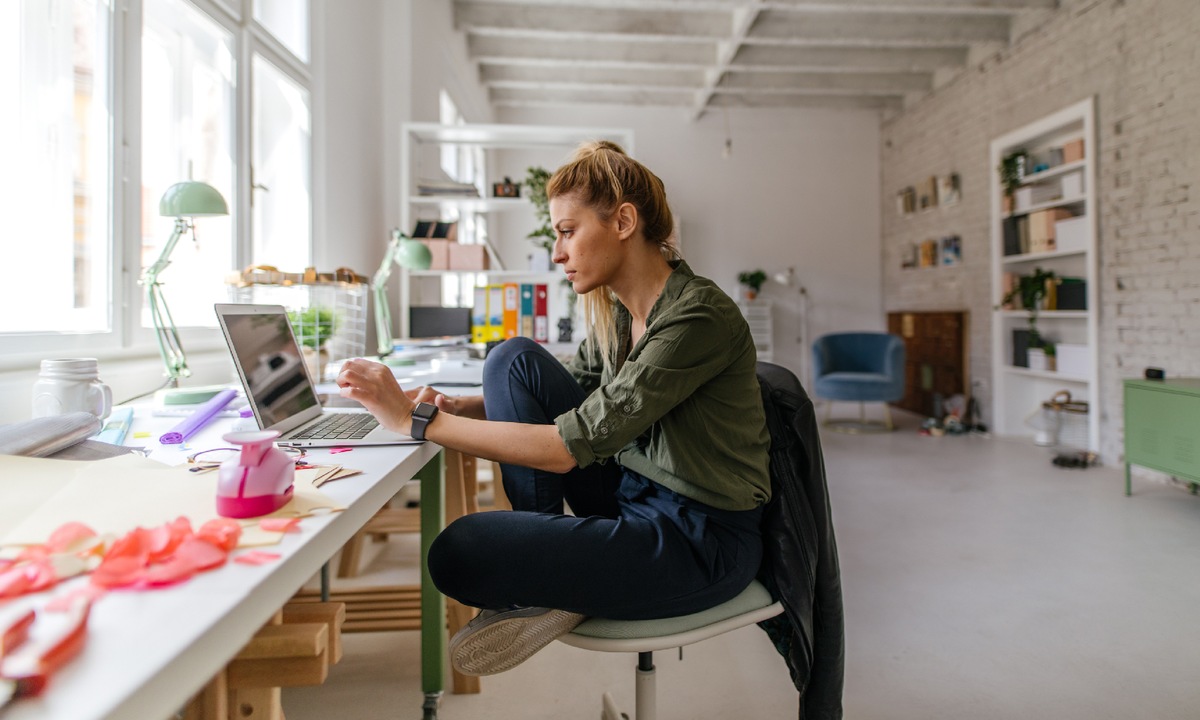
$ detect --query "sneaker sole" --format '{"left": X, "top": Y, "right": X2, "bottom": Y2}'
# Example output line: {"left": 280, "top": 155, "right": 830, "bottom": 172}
{"left": 450, "top": 609, "right": 584, "bottom": 676}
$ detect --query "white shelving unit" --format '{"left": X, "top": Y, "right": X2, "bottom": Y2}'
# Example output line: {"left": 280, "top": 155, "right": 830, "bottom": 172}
{"left": 989, "top": 97, "right": 1099, "bottom": 451}
{"left": 396, "top": 122, "right": 634, "bottom": 340}
{"left": 738, "top": 300, "right": 774, "bottom": 362}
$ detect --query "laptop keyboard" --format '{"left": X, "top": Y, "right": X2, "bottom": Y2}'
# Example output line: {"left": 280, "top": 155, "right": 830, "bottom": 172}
{"left": 292, "top": 413, "right": 379, "bottom": 440}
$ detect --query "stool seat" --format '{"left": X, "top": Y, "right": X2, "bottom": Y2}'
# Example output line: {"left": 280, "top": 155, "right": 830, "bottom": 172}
{"left": 558, "top": 579, "right": 782, "bottom": 653}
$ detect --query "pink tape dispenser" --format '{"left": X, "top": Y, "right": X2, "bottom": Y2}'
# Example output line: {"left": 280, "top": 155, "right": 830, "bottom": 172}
{"left": 215, "top": 430, "right": 295, "bottom": 518}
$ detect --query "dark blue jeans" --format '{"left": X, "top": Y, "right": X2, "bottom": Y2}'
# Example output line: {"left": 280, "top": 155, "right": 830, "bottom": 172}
{"left": 427, "top": 337, "right": 763, "bottom": 620}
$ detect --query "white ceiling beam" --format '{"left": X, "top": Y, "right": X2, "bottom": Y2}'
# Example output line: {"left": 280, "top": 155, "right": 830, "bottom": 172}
{"left": 480, "top": 62, "right": 707, "bottom": 88}
{"left": 455, "top": 1, "right": 732, "bottom": 38}
{"left": 490, "top": 85, "right": 695, "bottom": 106}
{"left": 750, "top": 9, "right": 1012, "bottom": 44}
{"left": 459, "top": 0, "right": 1055, "bottom": 12}
{"left": 731, "top": 44, "right": 967, "bottom": 71}
{"left": 689, "top": 1, "right": 764, "bottom": 120}
{"left": 708, "top": 92, "right": 903, "bottom": 110}
{"left": 719, "top": 69, "right": 932, "bottom": 92}
{"left": 468, "top": 34, "right": 717, "bottom": 67}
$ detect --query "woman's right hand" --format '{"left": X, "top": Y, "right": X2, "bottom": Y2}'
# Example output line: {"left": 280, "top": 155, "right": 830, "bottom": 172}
{"left": 405, "top": 386, "right": 457, "bottom": 415}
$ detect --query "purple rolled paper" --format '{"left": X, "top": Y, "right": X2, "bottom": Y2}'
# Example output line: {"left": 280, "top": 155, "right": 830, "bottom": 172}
{"left": 159, "top": 388, "right": 239, "bottom": 445}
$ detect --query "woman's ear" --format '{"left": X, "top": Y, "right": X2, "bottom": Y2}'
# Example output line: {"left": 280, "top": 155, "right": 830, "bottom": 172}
{"left": 615, "top": 202, "right": 639, "bottom": 240}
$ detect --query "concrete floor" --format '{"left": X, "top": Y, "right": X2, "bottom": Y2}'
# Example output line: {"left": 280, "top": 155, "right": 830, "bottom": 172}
{"left": 283, "top": 412, "right": 1200, "bottom": 719}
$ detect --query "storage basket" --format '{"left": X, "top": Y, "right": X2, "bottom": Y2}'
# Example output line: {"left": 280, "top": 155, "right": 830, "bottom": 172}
{"left": 1024, "top": 390, "right": 1089, "bottom": 450}
{"left": 227, "top": 266, "right": 369, "bottom": 381}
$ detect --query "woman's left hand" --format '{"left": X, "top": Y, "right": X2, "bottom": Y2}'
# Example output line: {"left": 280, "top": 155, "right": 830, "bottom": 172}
{"left": 335, "top": 359, "right": 416, "bottom": 434}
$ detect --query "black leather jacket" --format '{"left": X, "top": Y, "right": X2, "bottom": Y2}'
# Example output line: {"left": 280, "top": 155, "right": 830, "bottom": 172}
{"left": 755, "top": 362, "right": 845, "bottom": 719}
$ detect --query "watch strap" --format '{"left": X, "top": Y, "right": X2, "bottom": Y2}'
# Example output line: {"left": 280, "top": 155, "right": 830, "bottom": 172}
{"left": 410, "top": 402, "right": 438, "bottom": 441}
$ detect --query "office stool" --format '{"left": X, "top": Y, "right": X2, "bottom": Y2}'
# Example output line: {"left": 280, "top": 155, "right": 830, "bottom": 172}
{"left": 557, "top": 579, "right": 782, "bottom": 720}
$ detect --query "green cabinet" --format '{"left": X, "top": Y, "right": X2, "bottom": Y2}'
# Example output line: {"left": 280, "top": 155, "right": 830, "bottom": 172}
{"left": 1123, "top": 378, "right": 1200, "bottom": 495}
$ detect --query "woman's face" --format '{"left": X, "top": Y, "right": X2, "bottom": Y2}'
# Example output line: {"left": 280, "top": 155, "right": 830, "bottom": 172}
{"left": 550, "top": 194, "right": 622, "bottom": 295}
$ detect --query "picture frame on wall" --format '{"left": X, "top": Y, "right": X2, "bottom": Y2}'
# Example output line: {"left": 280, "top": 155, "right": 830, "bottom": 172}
{"left": 901, "top": 242, "right": 918, "bottom": 269}
{"left": 918, "top": 176, "right": 939, "bottom": 211}
{"left": 938, "top": 173, "right": 962, "bottom": 206}
{"left": 896, "top": 186, "right": 917, "bottom": 216}
{"left": 919, "top": 238, "right": 938, "bottom": 268}
{"left": 940, "top": 235, "right": 962, "bottom": 266}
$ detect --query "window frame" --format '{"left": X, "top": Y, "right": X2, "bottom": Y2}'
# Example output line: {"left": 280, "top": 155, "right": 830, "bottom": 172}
{"left": 0, "top": 0, "right": 314, "bottom": 371}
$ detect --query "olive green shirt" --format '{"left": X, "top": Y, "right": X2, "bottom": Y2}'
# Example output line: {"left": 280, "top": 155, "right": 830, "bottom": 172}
{"left": 554, "top": 261, "right": 771, "bottom": 511}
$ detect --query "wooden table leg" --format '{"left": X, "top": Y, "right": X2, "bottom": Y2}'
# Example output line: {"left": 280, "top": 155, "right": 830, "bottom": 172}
{"left": 443, "top": 449, "right": 482, "bottom": 694}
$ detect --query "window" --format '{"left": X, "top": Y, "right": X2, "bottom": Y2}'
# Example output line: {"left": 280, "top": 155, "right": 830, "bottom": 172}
{"left": 0, "top": 0, "right": 113, "bottom": 335}
{"left": 0, "top": 0, "right": 312, "bottom": 363}
{"left": 142, "top": 0, "right": 235, "bottom": 329}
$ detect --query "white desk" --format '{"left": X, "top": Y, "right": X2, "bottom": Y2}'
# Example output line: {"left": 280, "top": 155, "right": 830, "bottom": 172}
{"left": 5, "top": 408, "right": 447, "bottom": 720}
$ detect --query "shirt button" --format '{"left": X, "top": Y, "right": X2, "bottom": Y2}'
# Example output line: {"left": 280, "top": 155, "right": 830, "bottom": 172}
{"left": 600, "top": 425, "right": 609, "bottom": 435}
{"left": 623, "top": 404, "right": 632, "bottom": 413}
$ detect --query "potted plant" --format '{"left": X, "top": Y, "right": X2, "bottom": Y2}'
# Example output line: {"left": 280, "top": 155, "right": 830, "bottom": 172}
{"left": 524, "top": 166, "right": 554, "bottom": 257}
{"left": 998, "top": 267, "right": 1057, "bottom": 364}
{"left": 288, "top": 306, "right": 336, "bottom": 380}
{"left": 738, "top": 269, "right": 767, "bottom": 300}
{"left": 999, "top": 150, "right": 1027, "bottom": 214}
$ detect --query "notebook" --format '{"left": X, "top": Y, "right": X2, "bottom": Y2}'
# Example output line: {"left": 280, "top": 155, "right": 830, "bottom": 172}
{"left": 214, "top": 303, "right": 421, "bottom": 448}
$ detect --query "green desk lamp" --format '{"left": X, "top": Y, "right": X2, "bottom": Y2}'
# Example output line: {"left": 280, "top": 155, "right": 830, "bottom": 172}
{"left": 140, "top": 180, "right": 229, "bottom": 385}
{"left": 371, "top": 229, "right": 432, "bottom": 356}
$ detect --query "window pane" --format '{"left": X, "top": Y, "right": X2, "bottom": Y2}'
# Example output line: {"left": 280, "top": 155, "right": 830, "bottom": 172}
{"left": 0, "top": 0, "right": 112, "bottom": 334}
{"left": 142, "top": 0, "right": 235, "bottom": 330}
{"left": 252, "top": 55, "right": 311, "bottom": 270}
{"left": 254, "top": 0, "right": 309, "bottom": 63}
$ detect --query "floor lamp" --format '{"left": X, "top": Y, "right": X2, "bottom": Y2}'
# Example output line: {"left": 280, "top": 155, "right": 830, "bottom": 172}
{"left": 141, "top": 180, "right": 229, "bottom": 386}
{"left": 372, "top": 229, "right": 432, "bottom": 356}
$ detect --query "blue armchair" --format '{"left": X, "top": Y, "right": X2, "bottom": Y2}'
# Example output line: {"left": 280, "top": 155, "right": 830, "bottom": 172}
{"left": 811, "top": 332, "right": 906, "bottom": 432}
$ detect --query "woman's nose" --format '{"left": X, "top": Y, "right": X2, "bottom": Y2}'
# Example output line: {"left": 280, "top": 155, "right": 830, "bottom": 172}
{"left": 551, "top": 237, "right": 566, "bottom": 264}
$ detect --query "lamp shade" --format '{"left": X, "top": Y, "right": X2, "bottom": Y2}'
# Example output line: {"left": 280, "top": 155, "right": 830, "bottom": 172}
{"left": 395, "top": 235, "right": 432, "bottom": 270}
{"left": 159, "top": 180, "right": 229, "bottom": 218}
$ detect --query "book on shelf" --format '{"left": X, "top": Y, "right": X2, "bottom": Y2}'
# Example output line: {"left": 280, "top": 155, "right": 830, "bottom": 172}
{"left": 416, "top": 178, "right": 479, "bottom": 196}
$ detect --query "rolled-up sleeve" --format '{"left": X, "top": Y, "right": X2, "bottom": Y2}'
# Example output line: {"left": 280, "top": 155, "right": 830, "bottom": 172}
{"left": 554, "top": 302, "right": 736, "bottom": 468}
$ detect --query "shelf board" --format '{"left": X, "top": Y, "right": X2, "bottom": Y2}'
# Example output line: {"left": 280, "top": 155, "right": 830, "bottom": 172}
{"left": 1004, "top": 365, "right": 1089, "bottom": 383}
{"left": 408, "top": 196, "right": 531, "bottom": 212}
{"left": 1007, "top": 194, "right": 1086, "bottom": 217}
{"left": 1019, "top": 159, "right": 1086, "bottom": 185}
{"left": 998, "top": 310, "right": 1088, "bottom": 319}
{"left": 410, "top": 269, "right": 562, "bottom": 279}
{"left": 1000, "top": 247, "right": 1086, "bottom": 265}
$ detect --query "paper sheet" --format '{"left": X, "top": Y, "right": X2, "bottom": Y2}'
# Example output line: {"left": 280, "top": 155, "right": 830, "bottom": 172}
{"left": 1, "top": 454, "right": 343, "bottom": 549}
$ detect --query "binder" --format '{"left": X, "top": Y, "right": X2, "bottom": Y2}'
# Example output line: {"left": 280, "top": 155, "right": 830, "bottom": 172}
{"left": 520, "top": 284, "right": 535, "bottom": 339}
{"left": 471, "top": 286, "right": 488, "bottom": 343}
{"left": 534, "top": 284, "right": 549, "bottom": 343}
{"left": 487, "top": 284, "right": 505, "bottom": 341}
{"left": 503, "top": 283, "right": 519, "bottom": 339}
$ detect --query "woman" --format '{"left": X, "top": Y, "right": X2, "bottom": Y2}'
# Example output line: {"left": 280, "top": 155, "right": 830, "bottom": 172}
{"left": 335, "top": 141, "right": 770, "bottom": 676}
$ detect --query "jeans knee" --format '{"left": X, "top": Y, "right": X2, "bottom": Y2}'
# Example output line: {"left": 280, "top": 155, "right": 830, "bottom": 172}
{"left": 484, "top": 336, "right": 541, "bottom": 377}
{"left": 428, "top": 515, "right": 487, "bottom": 598}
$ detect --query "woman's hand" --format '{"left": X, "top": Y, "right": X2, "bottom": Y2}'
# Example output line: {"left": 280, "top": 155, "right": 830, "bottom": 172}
{"left": 405, "top": 386, "right": 461, "bottom": 417}
{"left": 335, "top": 359, "right": 416, "bottom": 434}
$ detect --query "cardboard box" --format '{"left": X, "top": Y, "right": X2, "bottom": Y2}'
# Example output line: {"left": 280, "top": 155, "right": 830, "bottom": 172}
{"left": 1029, "top": 208, "right": 1074, "bottom": 253}
{"left": 422, "top": 239, "right": 450, "bottom": 270}
{"left": 1062, "top": 138, "right": 1085, "bottom": 163}
{"left": 1055, "top": 343, "right": 1089, "bottom": 378}
{"left": 448, "top": 243, "right": 489, "bottom": 271}
{"left": 1054, "top": 216, "right": 1088, "bottom": 253}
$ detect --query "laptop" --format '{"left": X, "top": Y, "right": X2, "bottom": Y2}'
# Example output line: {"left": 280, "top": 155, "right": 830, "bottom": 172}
{"left": 214, "top": 303, "right": 421, "bottom": 448}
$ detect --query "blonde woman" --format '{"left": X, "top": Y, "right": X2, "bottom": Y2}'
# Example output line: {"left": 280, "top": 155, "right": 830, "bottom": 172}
{"left": 336, "top": 141, "right": 770, "bottom": 676}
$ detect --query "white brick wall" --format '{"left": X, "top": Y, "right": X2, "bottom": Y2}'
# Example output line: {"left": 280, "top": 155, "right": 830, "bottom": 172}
{"left": 881, "top": 0, "right": 1200, "bottom": 463}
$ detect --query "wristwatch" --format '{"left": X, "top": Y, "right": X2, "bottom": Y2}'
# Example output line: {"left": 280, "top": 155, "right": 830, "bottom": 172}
{"left": 410, "top": 402, "right": 439, "bottom": 441}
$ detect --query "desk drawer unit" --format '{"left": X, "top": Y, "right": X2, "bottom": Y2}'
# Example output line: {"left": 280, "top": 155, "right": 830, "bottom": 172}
{"left": 1123, "top": 378, "right": 1200, "bottom": 495}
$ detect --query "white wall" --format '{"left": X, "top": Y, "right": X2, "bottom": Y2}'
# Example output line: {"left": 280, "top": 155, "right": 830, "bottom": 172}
{"left": 496, "top": 104, "right": 883, "bottom": 379}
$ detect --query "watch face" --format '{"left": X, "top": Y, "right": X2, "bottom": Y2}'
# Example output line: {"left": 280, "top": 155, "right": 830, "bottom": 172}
{"left": 415, "top": 402, "right": 437, "bottom": 419}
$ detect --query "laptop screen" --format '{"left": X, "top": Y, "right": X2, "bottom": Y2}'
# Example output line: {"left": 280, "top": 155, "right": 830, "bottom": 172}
{"left": 219, "top": 306, "right": 321, "bottom": 428}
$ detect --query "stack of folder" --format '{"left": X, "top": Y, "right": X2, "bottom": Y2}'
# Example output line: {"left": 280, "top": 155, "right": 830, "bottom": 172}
{"left": 472, "top": 283, "right": 549, "bottom": 343}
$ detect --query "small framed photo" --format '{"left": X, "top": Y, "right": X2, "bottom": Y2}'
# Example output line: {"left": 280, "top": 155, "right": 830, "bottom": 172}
{"left": 896, "top": 186, "right": 916, "bottom": 217}
{"left": 918, "top": 176, "right": 939, "bottom": 211}
{"left": 940, "top": 235, "right": 962, "bottom": 266}
{"left": 492, "top": 177, "right": 520, "bottom": 198}
{"left": 938, "top": 173, "right": 961, "bottom": 207}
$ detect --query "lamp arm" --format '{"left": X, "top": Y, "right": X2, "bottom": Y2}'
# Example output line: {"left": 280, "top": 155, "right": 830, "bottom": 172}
{"left": 371, "top": 233, "right": 403, "bottom": 356}
{"left": 140, "top": 218, "right": 193, "bottom": 384}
